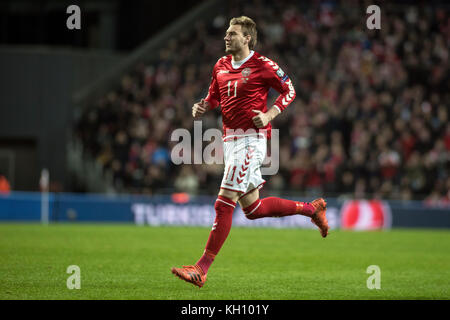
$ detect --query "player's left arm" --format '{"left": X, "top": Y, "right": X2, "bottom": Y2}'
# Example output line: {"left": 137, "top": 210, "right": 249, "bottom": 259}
{"left": 252, "top": 58, "right": 296, "bottom": 128}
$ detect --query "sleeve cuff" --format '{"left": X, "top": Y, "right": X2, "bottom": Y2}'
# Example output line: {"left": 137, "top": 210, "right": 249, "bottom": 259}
{"left": 273, "top": 105, "right": 282, "bottom": 113}
{"left": 205, "top": 98, "right": 219, "bottom": 110}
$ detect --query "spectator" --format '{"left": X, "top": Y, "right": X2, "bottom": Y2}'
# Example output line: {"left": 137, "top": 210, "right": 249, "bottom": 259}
{"left": 75, "top": 0, "right": 449, "bottom": 203}
{"left": 0, "top": 175, "right": 11, "bottom": 194}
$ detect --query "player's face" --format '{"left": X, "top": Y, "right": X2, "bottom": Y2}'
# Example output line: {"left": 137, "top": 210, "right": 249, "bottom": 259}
{"left": 224, "top": 25, "right": 249, "bottom": 54}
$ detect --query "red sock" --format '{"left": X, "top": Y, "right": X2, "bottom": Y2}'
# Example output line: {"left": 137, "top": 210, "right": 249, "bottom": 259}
{"left": 243, "top": 197, "right": 314, "bottom": 220}
{"left": 196, "top": 195, "right": 236, "bottom": 274}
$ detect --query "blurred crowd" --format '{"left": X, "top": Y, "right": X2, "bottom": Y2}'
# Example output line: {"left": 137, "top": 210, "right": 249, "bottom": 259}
{"left": 75, "top": 0, "right": 449, "bottom": 204}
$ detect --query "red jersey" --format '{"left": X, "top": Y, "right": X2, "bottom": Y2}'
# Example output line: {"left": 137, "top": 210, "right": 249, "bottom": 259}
{"left": 204, "top": 51, "right": 296, "bottom": 139}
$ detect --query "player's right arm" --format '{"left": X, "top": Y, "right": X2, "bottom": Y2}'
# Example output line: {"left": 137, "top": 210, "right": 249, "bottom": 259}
{"left": 192, "top": 61, "right": 222, "bottom": 118}
{"left": 192, "top": 98, "right": 208, "bottom": 118}
{"left": 192, "top": 59, "right": 224, "bottom": 118}
{"left": 204, "top": 62, "right": 221, "bottom": 109}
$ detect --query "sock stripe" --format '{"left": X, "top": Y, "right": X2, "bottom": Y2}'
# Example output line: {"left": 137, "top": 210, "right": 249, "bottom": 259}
{"left": 216, "top": 198, "right": 236, "bottom": 208}
{"left": 245, "top": 199, "right": 261, "bottom": 216}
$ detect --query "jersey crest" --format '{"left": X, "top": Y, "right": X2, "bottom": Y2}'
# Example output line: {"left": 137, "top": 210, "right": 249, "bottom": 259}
{"left": 241, "top": 67, "right": 252, "bottom": 83}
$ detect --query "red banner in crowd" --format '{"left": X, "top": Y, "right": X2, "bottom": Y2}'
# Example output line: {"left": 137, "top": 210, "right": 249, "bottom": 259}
{"left": 340, "top": 200, "right": 392, "bottom": 230}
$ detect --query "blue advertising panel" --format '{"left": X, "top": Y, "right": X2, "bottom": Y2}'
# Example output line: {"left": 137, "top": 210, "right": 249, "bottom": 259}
{"left": 0, "top": 192, "right": 449, "bottom": 229}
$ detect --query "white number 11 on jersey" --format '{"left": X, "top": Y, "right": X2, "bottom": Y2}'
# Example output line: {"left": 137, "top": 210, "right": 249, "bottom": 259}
{"left": 227, "top": 80, "right": 238, "bottom": 97}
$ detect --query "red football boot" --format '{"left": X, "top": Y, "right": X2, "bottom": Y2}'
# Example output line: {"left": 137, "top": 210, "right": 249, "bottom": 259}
{"left": 171, "top": 264, "right": 207, "bottom": 288}
{"left": 311, "top": 198, "right": 329, "bottom": 238}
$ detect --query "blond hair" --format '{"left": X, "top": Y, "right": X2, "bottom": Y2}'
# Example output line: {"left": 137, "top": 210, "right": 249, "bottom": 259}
{"left": 229, "top": 16, "right": 257, "bottom": 49}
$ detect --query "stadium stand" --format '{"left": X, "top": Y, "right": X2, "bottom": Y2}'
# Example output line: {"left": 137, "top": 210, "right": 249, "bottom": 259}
{"left": 74, "top": 0, "right": 449, "bottom": 204}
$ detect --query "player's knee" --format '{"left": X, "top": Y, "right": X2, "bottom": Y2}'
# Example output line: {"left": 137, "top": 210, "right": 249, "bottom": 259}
{"left": 214, "top": 200, "right": 223, "bottom": 212}
{"left": 218, "top": 189, "right": 239, "bottom": 203}
{"left": 214, "top": 196, "right": 236, "bottom": 216}
{"left": 242, "top": 198, "right": 262, "bottom": 220}
{"left": 245, "top": 212, "right": 257, "bottom": 220}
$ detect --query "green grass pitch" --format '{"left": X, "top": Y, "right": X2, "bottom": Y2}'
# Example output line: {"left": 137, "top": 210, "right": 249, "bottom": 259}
{"left": 0, "top": 223, "right": 449, "bottom": 299}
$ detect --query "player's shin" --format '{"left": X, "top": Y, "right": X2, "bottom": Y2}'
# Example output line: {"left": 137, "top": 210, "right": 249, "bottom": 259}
{"left": 243, "top": 197, "right": 315, "bottom": 220}
{"left": 196, "top": 195, "right": 236, "bottom": 274}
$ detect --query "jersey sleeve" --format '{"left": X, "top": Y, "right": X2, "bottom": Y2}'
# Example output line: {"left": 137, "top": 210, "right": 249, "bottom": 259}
{"left": 204, "top": 62, "right": 221, "bottom": 110}
{"left": 260, "top": 57, "right": 296, "bottom": 113}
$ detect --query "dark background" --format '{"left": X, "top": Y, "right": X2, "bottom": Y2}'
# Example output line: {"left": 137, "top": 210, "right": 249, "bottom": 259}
{"left": 0, "top": 0, "right": 205, "bottom": 51}
{"left": 0, "top": 0, "right": 206, "bottom": 192}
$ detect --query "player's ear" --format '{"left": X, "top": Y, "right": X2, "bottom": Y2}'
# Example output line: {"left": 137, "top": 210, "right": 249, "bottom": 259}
{"left": 244, "top": 34, "right": 251, "bottom": 46}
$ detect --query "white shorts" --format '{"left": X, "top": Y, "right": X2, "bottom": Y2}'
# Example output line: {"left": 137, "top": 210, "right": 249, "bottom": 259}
{"left": 220, "top": 134, "right": 267, "bottom": 196}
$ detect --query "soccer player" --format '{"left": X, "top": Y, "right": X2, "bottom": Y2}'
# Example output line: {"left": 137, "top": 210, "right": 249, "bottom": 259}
{"left": 171, "top": 16, "right": 329, "bottom": 288}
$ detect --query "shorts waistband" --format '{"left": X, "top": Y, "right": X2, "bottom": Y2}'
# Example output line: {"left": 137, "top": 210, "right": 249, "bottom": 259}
{"left": 223, "top": 132, "right": 265, "bottom": 142}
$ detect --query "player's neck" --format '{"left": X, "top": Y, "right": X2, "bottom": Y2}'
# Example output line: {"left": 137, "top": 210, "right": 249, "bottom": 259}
{"left": 231, "top": 47, "right": 251, "bottom": 62}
